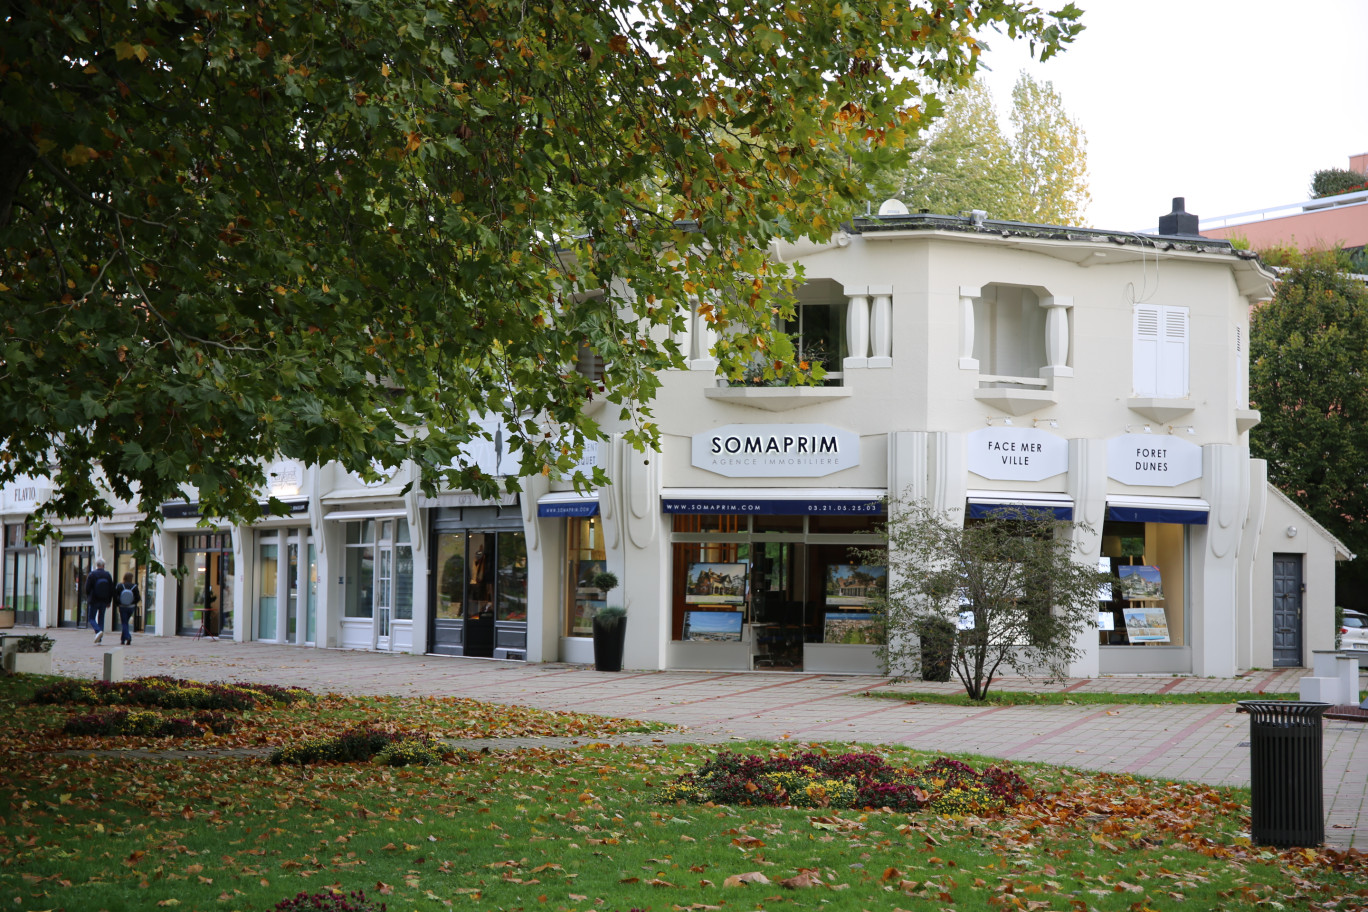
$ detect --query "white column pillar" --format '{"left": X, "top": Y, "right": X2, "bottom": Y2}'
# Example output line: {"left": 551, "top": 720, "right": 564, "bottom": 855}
{"left": 1040, "top": 295, "right": 1074, "bottom": 379}
{"left": 869, "top": 286, "right": 892, "bottom": 368}
{"left": 958, "top": 285, "right": 980, "bottom": 370}
{"left": 690, "top": 296, "right": 717, "bottom": 372}
{"left": 1066, "top": 437, "right": 1108, "bottom": 678}
{"left": 844, "top": 286, "right": 870, "bottom": 370}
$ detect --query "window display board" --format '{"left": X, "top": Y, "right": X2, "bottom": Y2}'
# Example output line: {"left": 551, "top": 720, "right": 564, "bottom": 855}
{"left": 1122, "top": 605, "right": 1171, "bottom": 643}
{"left": 823, "top": 564, "right": 885, "bottom": 607}
{"left": 683, "top": 610, "right": 744, "bottom": 642}
{"left": 1117, "top": 565, "right": 1164, "bottom": 601}
{"left": 822, "top": 611, "right": 882, "bottom": 644}
{"left": 685, "top": 562, "right": 748, "bottom": 605}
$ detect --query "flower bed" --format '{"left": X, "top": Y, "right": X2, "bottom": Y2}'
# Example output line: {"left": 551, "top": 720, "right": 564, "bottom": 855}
{"left": 271, "top": 889, "right": 386, "bottom": 911}
{"left": 269, "top": 726, "right": 441, "bottom": 768}
{"left": 663, "top": 751, "right": 1030, "bottom": 816}
{"left": 31, "top": 675, "right": 313, "bottom": 711}
{"left": 62, "top": 708, "right": 236, "bottom": 738}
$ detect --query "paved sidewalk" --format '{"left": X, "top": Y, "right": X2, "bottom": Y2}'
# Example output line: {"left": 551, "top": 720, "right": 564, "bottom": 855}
{"left": 30, "top": 627, "right": 1368, "bottom": 849}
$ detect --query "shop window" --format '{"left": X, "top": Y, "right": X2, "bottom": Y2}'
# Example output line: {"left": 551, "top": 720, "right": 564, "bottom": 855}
{"left": 1099, "top": 521, "right": 1186, "bottom": 646}
{"left": 1133, "top": 304, "right": 1189, "bottom": 397}
{"left": 113, "top": 536, "right": 155, "bottom": 635}
{"left": 4, "top": 523, "right": 41, "bottom": 627}
{"left": 973, "top": 285, "right": 1049, "bottom": 383}
{"left": 564, "top": 518, "right": 608, "bottom": 636}
{"left": 258, "top": 540, "right": 279, "bottom": 640}
{"left": 178, "top": 532, "right": 232, "bottom": 637}
{"left": 432, "top": 527, "right": 527, "bottom": 657}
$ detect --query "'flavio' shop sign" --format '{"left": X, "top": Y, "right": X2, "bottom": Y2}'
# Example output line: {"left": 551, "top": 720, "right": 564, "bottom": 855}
{"left": 693, "top": 424, "right": 859, "bottom": 478}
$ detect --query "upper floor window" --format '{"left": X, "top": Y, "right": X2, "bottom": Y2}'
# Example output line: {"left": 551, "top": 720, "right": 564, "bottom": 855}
{"left": 1133, "top": 305, "right": 1189, "bottom": 398}
{"left": 973, "top": 285, "right": 1049, "bottom": 381}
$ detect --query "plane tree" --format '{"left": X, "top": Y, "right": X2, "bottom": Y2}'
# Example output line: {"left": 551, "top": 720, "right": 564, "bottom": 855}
{"left": 0, "top": 0, "right": 1081, "bottom": 554}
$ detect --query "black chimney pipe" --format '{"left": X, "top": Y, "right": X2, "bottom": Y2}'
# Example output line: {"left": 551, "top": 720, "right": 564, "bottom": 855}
{"left": 1158, "top": 197, "right": 1201, "bottom": 237}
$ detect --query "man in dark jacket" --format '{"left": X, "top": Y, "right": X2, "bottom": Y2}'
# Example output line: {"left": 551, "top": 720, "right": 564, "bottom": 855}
{"left": 84, "top": 558, "right": 115, "bottom": 644}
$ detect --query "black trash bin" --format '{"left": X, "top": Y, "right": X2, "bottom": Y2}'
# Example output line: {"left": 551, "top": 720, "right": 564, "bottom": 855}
{"left": 1237, "top": 700, "right": 1330, "bottom": 848}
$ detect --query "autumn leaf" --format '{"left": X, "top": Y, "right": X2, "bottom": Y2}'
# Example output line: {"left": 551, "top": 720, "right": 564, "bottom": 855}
{"left": 723, "top": 872, "right": 771, "bottom": 887}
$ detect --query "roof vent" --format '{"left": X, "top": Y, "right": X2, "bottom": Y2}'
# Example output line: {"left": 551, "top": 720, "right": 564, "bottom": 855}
{"left": 1158, "top": 197, "right": 1200, "bottom": 236}
{"left": 878, "top": 198, "right": 910, "bottom": 216}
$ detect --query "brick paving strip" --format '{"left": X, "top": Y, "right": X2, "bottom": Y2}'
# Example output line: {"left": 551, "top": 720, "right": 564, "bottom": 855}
{"left": 31, "top": 628, "right": 1368, "bottom": 850}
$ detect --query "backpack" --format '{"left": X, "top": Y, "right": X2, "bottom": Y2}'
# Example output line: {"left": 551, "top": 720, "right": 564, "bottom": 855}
{"left": 118, "top": 585, "right": 136, "bottom": 607}
{"left": 92, "top": 574, "right": 113, "bottom": 603}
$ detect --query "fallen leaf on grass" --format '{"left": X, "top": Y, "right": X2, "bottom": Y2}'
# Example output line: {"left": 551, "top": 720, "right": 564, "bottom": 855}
{"left": 779, "top": 870, "right": 822, "bottom": 889}
{"left": 723, "top": 872, "right": 771, "bottom": 887}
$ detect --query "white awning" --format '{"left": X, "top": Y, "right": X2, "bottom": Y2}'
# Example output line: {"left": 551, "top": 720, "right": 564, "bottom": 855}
{"left": 660, "top": 488, "right": 885, "bottom": 516}
{"left": 324, "top": 509, "right": 408, "bottom": 522}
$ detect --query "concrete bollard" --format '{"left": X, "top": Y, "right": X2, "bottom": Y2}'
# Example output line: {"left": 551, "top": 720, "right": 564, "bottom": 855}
{"left": 102, "top": 648, "right": 125, "bottom": 683}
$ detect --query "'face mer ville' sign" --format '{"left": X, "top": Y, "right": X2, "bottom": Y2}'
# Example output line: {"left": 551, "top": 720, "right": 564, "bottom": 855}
{"left": 692, "top": 424, "right": 860, "bottom": 478}
{"left": 966, "top": 427, "right": 1068, "bottom": 482}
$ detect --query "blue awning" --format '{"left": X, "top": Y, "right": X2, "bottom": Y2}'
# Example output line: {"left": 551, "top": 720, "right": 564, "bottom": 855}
{"left": 1106, "top": 496, "right": 1209, "bottom": 525}
{"left": 966, "top": 490, "right": 1073, "bottom": 521}
{"left": 537, "top": 492, "right": 600, "bottom": 518}
{"left": 661, "top": 488, "right": 885, "bottom": 516}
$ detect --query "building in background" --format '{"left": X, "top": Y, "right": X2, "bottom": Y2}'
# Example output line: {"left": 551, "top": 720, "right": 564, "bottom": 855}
{"left": 1199, "top": 152, "right": 1368, "bottom": 253}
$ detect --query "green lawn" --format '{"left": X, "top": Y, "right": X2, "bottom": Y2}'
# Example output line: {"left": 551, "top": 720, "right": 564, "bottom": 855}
{"left": 1, "top": 673, "right": 1362, "bottom": 912}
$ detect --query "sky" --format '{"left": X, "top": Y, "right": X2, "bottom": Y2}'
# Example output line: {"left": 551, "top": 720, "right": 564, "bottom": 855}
{"left": 974, "top": 0, "right": 1368, "bottom": 232}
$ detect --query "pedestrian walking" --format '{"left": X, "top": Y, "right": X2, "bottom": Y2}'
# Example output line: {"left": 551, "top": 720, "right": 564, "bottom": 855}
{"left": 113, "top": 572, "right": 140, "bottom": 646}
{"left": 84, "top": 558, "right": 115, "bottom": 644}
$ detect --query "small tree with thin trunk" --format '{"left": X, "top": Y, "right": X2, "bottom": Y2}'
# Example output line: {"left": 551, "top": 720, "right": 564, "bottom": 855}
{"left": 863, "top": 497, "right": 1111, "bottom": 700}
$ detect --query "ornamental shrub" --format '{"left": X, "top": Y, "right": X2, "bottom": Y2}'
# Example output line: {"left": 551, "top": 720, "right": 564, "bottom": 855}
{"left": 1311, "top": 167, "right": 1368, "bottom": 199}
{"left": 663, "top": 750, "right": 1030, "bottom": 816}
{"left": 61, "top": 708, "right": 235, "bottom": 738}
{"left": 270, "top": 727, "right": 438, "bottom": 767}
{"left": 270, "top": 889, "right": 386, "bottom": 911}
{"left": 31, "top": 675, "right": 313, "bottom": 711}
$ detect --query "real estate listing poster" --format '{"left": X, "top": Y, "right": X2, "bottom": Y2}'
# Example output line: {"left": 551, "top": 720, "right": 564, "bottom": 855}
{"left": 1122, "top": 605, "right": 1171, "bottom": 643}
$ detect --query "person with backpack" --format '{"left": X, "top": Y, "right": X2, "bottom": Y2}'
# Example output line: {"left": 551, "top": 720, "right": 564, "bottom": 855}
{"left": 113, "top": 572, "right": 141, "bottom": 646}
{"left": 84, "top": 558, "right": 115, "bottom": 644}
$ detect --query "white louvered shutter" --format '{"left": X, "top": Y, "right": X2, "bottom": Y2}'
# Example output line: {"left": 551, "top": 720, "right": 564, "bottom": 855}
{"left": 1133, "top": 305, "right": 1160, "bottom": 396}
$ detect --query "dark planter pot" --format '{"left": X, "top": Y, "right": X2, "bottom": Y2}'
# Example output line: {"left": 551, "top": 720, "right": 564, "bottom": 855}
{"left": 918, "top": 619, "right": 955, "bottom": 682}
{"left": 592, "top": 617, "right": 627, "bottom": 672}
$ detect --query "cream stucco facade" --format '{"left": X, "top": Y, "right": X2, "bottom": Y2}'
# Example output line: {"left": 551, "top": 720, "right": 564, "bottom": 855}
{"left": 1, "top": 214, "right": 1350, "bottom": 677}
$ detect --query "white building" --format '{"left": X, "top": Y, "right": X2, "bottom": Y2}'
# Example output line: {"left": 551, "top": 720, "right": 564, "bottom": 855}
{"left": 1, "top": 209, "right": 1351, "bottom": 676}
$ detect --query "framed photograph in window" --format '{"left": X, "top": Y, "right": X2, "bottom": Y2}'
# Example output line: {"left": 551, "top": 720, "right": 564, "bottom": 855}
{"left": 685, "top": 562, "right": 748, "bottom": 605}
{"left": 683, "top": 610, "right": 744, "bottom": 642}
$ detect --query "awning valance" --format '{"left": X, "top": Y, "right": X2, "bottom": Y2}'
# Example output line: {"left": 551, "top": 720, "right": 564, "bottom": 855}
{"left": 325, "top": 508, "right": 407, "bottom": 522}
{"left": 537, "top": 491, "right": 600, "bottom": 518}
{"left": 966, "top": 490, "right": 1074, "bottom": 521}
{"left": 1106, "top": 495, "right": 1209, "bottom": 525}
{"left": 661, "top": 488, "right": 885, "bottom": 516}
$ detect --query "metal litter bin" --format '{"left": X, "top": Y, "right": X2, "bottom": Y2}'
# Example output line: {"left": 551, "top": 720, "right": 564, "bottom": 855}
{"left": 1237, "top": 700, "right": 1330, "bottom": 847}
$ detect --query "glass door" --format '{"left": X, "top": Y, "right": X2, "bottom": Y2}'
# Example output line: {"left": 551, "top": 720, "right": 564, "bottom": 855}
{"left": 463, "top": 532, "right": 495, "bottom": 657}
{"left": 286, "top": 541, "right": 299, "bottom": 644}
{"left": 375, "top": 522, "right": 393, "bottom": 650}
{"left": 305, "top": 543, "right": 317, "bottom": 644}
{"left": 257, "top": 539, "right": 279, "bottom": 641}
{"left": 58, "top": 546, "right": 93, "bottom": 628}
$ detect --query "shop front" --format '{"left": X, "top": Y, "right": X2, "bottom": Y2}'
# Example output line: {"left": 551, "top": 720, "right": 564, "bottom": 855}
{"left": 3, "top": 522, "right": 42, "bottom": 627}
{"left": 113, "top": 535, "right": 156, "bottom": 635}
{"left": 430, "top": 506, "right": 527, "bottom": 660}
{"left": 662, "top": 490, "right": 885, "bottom": 672}
{"left": 177, "top": 532, "right": 234, "bottom": 638}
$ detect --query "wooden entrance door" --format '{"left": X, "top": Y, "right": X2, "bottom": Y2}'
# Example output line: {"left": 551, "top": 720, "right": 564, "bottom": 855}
{"left": 1272, "top": 553, "right": 1303, "bottom": 667}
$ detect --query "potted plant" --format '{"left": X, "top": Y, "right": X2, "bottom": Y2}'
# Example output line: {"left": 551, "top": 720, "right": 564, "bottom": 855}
{"left": 590, "top": 571, "right": 626, "bottom": 672}
{"left": 6, "top": 633, "right": 54, "bottom": 676}
{"left": 0, "top": 603, "right": 14, "bottom": 629}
